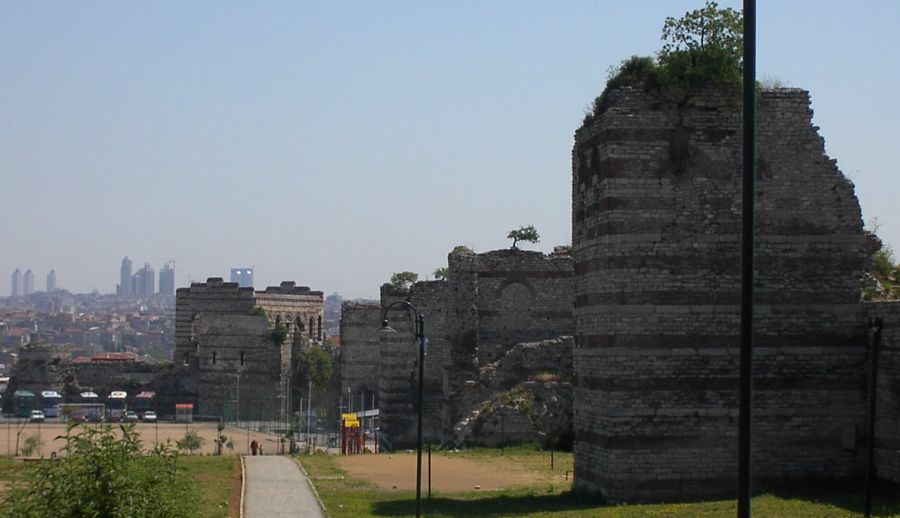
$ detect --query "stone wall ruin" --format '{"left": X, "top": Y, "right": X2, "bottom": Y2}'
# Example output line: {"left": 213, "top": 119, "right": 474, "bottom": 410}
{"left": 571, "top": 86, "right": 876, "bottom": 501}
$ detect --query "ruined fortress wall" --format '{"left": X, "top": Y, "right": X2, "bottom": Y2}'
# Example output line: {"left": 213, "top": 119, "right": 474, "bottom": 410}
{"left": 378, "top": 281, "right": 448, "bottom": 448}
{"left": 175, "top": 278, "right": 323, "bottom": 421}
{"left": 195, "top": 314, "right": 284, "bottom": 420}
{"left": 175, "top": 278, "right": 255, "bottom": 371}
{"left": 866, "top": 301, "right": 900, "bottom": 484}
{"left": 254, "top": 281, "right": 325, "bottom": 344}
{"left": 339, "top": 302, "right": 382, "bottom": 398}
{"left": 456, "top": 250, "right": 574, "bottom": 366}
{"left": 572, "top": 87, "right": 870, "bottom": 501}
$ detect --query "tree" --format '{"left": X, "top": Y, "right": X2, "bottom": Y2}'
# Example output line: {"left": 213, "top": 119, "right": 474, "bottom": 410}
{"left": 451, "top": 245, "right": 474, "bottom": 254}
{"left": 176, "top": 430, "right": 205, "bottom": 454}
{"left": 433, "top": 267, "right": 449, "bottom": 280}
{"left": 507, "top": 225, "right": 540, "bottom": 249}
{"left": 388, "top": 271, "right": 419, "bottom": 290}
{"left": 657, "top": 1, "right": 743, "bottom": 92}
{"left": 584, "top": 2, "right": 744, "bottom": 126}
{"left": 298, "top": 345, "right": 333, "bottom": 391}
{"left": 0, "top": 423, "right": 197, "bottom": 517}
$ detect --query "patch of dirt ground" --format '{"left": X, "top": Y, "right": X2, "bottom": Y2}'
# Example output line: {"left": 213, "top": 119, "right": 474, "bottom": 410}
{"left": 0, "top": 422, "right": 282, "bottom": 458}
{"left": 335, "top": 452, "right": 549, "bottom": 492}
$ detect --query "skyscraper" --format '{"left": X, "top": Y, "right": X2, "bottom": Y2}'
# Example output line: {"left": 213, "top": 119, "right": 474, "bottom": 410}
{"left": 159, "top": 262, "right": 175, "bottom": 297}
{"left": 46, "top": 269, "right": 56, "bottom": 292}
{"left": 133, "top": 263, "right": 156, "bottom": 297}
{"left": 230, "top": 268, "right": 254, "bottom": 288}
{"left": 11, "top": 269, "right": 22, "bottom": 297}
{"left": 23, "top": 270, "right": 34, "bottom": 295}
{"left": 118, "top": 256, "right": 133, "bottom": 297}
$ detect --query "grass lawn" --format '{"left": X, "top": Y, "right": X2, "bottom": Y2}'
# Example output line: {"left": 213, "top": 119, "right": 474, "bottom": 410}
{"left": 298, "top": 448, "right": 900, "bottom": 518}
{"left": 178, "top": 455, "right": 242, "bottom": 518}
{"left": 0, "top": 454, "right": 241, "bottom": 518}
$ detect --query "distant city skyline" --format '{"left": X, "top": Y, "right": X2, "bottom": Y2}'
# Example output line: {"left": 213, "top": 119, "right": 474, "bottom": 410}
{"left": 3, "top": 1, "right": 898, "bottom": 299}
{"left": 8, "top": 268, "right": 58, "bottom": 297}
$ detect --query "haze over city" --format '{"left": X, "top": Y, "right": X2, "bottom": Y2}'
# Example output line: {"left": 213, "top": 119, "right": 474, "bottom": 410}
{"left": 3, "top": 1, "right": 898, "bottom": 299}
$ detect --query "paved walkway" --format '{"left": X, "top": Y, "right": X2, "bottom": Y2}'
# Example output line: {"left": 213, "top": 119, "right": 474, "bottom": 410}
{"left": 244, "top": 455, "right": 325, "bottom": 518}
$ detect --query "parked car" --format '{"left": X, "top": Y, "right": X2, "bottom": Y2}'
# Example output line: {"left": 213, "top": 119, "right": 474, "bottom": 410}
{"left": 142, "top": 411, "right": 157, "bottom": 423}
{"left": 124, "top": 411, "right": 139, "bottom": 423}
{"left": 29, "top": 410, "right": 45, "bottom": 423}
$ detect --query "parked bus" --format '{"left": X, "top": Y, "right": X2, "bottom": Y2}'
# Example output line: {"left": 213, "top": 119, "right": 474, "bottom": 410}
{"left": 41, "top": 390, "right": 62, "bottom": 418}
{"left": 79, "top": 391, "right": 100, "bottom": 404}
{"left": 107, "top": 391, "right": 127, "bottom": 422}
{"left": 14, "top": 390, "right": 36, "bottom": 418}
{"left": 133, "top": 391, "right": 155, "bottom": 419}
{"left": 72, "top": 392, "right": 103, "bottom": 422}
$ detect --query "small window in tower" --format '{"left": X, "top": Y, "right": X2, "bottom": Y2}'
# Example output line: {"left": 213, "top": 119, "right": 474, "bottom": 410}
{"left": 240, "top": 351, "right": 245, "bottom": 366}
{"left": 212, "top": 351, "right": 217, "bottom": 365}
{"left": 183, "top": 353, "right": 189, "bottom": 366}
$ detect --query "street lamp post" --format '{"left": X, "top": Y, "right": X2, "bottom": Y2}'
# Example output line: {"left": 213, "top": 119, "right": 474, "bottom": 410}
{"left": 378, "top": 300, "right": 426, "bottom": 518}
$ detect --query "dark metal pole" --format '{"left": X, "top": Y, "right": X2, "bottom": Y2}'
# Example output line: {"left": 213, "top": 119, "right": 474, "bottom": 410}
{"left": 864, "top": 317, "right": 883, "bottom": 517}
{"left": 415, "top": 313, "right": 426, "bottom": 518}
{"left": 739, "top": 1, "right": 757, "bottom": 517}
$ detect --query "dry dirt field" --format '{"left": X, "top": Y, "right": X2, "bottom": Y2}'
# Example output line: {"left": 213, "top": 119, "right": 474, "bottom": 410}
{"left": 335, "top": 451, "right": 562, "bottom": 492}
{"left": 0, "top": 421, "right": 284, "bottom": 457}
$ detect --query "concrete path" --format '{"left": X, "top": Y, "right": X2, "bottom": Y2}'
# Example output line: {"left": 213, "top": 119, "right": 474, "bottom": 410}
{"left": 244, "top": 455, "right": 325, "bottom": 518}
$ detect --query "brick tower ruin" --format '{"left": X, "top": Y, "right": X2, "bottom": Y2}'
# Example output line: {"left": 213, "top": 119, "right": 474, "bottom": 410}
{"left": 571, "top": 86, "right": 872, "bottom": 501}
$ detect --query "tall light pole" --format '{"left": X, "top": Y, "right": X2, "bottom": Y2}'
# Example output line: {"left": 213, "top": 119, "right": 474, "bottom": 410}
{"left": 378, "top": 300, "right": 426, "bottom": 518}
{"left": 738, "top": 1, "right": 757, "bottom": 517}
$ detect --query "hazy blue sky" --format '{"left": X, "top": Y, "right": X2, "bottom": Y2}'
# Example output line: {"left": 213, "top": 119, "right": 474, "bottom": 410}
{"left": 2, "top": 1, "right": 898, "bottom": 299}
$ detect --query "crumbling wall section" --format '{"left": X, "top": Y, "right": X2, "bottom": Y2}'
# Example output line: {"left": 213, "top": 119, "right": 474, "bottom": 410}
{"left": 339, "top": 302, "right": 382, "bottom": 400}
{"left": 464, "top": 249, "right": 574, "bottom": 365}
{"left": 378, "top": 280, "right": 448, "bottom": 448}
{"left": 572, "top": 87, "right": 870, "bottom": 502}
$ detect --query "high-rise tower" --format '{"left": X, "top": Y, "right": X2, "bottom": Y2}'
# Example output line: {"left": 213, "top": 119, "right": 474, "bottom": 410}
{"left": 23, "top": 270, "right": 34, "bottom": 295}
{"left": 11, "top": 269, "right": 22, "bottom": 297}
{"left": 46, "top": 270, "right": 56, "bottom": 292}
{"left": 118, "top": 257, "right": 133, "bottom": 297}
{"left": 159, "top": 262, "right": 175, "bottom": 297}
{"left": 230, "top": 268, "right": 254, "bottom": 288}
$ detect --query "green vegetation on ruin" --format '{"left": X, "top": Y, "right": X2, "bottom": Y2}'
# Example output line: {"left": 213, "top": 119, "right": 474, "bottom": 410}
{"left": 583, "top": 1, "right": 743, "bottom": 126}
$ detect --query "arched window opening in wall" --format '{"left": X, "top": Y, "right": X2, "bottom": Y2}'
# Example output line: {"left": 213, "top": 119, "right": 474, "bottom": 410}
{"left": 295, "top": 317, "right": 304, "bottom": 332}
{"left": 240, "top": 351, "right": 245, "bottom": 366}
{"left": 308, "top": 317, "right": 314, "bottom": 340}
{"left": 212, "top": 351, "right": 217, "bottom": 365}
{"left": 183, "top": 353, "right": 190, "bottom": 366}
{"left": 317, "top": 315, "right": 323, "bottom": 341}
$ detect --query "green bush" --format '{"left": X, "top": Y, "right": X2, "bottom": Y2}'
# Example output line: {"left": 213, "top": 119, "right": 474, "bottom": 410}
{"left": 0, "top": 423, "right": 197, "bottom": 517}
{"left": 176, "top": 429, "right": 205, "bottom": 454}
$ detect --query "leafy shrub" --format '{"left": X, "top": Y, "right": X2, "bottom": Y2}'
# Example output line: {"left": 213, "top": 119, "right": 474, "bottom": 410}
{"left": 0, "top": 423, "right": 197, "bottom": 517}
{"left": 176, "top": 430, "right": 205, "bottom": 454}
{"left": 19, "top": 433, "right": 43, "bottom": 457}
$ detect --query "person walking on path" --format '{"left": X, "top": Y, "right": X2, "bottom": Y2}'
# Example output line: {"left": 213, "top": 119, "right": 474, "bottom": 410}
{"left": 244, "top": 455, "right": 325, "bottom": 518}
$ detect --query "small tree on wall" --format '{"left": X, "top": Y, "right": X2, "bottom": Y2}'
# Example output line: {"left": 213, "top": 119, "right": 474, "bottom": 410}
{"left": 433, "top": 267, "right": 449, "bottom": 280}
{"left": 389, "top": 271, "right": 419, "bottom": 290}
{"left": 507, "top": 225, "right": 540, "bottom": 249}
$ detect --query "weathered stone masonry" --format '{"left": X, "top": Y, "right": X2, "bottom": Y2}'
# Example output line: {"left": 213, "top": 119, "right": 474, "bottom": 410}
{"left": 175, "top": 278, "right": 323, "bottom": 420}
{"left": 867, "top": 301, "right": 900, "bottom": 485}
{"left": 339, "top": 301, "right": 382, "bottom": 401}
{"left": 340, "top": 248, "right": 576, "bottom": 449}
{"left": 572, "top": 87, "right": 874, "bottom": 501}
